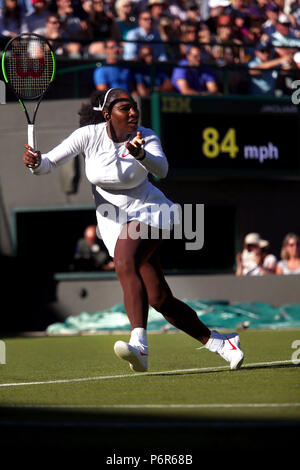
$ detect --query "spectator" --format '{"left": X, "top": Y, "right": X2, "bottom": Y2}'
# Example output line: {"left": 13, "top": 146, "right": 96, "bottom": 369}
{"left": 276, "top": 232, "right": 300, "bottom": 274}
{"left": 197, "top": 21, "right": 216, "bottom": 64}
{"left": 22, "top": 0, "right": 50, "bottom": 33}
{"left": 134, "top": 44, "right": 175, "bottom": 96}
{"left": 85, "top": 0, "right": 118, "bottom": 56}
{"left": 255, "top": 0, "right": 269, "bottom": 18}
{"left": 247, "top": 4, "right": 266, "bottom": 24}
{"left": 114, "top": 0, "right": 137, "bottom": 41}
{"left": 289, "top": 0, "right": 300, "bottom": 30}
{"left": 269, "top": 11, "right": 300, "bottom": 46}
{"left": 55, "top": 0, "right": 85, "bottom": 38}
{"left": 248, "top": 42, "right": 290, "bottom": 95}
{"left": 216, "top": 46, "right": 249, "bottom": 93}
{"left": 206, "top": 0, "right": 231, "bottom": 35}
{"left": 179, "top": 19, "right": 198, "bottom": 57}
{"left": 274, "top": 45, "right": 298, "bottom": 96}
{"left": 72, "top": 0, "right": 90, "bottom": 19}
{"left": 185, "top": 0, "right": 201, "bottom": 25}
{"left": 158, "top": 15, "right": 181, "bottom": 60}
{"left": 235, "top": 232, "right": 276, "bottom": 275}
{"left": 230, "top": 0, "right": 249, "bottom": 17}
{"left": 0, "top": 0, "right": 26, "bottom": 37}
{"left": 93, "top": 39, "right": 134, "bottom": 91}
{"left": 168, "top": 0, "right": 189, "bottom": 22}
{"left": 147, "top": 0, "right": 169, "bottom": 32}
{"left": 123, "top": 9, "right": 167, "bottom": 61}
{"left": 260, "top": 239, "right": 277, "bottom": 273}
{"left": 70, "top": 224, "right": 115, "bottom": 271}
{"left": 243, "top": 10, "right": 265, "bottom": 58}
{"left": 212, "top": 15, "right": 245, "bottom": 63}
{"left": 262, "top": 2, "right": 280, "bottom": 38}
{"left": 77, "top": 0, "right": 92, "bottom": 15}
{"left": 232, "top": 10, "right": 253, "bottom": 44}
{"left": 171, "top": 44, "right": 219, "bottom": 94}
{"left": 1, "top": 0, "right": 35, "bottom": 14}
{"left": 104, "top": 0, "right": 117, "bottom": 19}
{"left": 34, "top": 12, "right": 74, "bottom": 55}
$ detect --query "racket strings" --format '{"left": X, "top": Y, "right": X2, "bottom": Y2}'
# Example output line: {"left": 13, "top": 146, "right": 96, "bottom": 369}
{"left": 5, "top": 37, "right": 54, "bottom": 100}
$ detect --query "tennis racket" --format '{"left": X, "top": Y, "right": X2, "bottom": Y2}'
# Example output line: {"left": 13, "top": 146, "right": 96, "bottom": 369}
{"left": 1, "top": 33, "right": 56, "bottom": 152}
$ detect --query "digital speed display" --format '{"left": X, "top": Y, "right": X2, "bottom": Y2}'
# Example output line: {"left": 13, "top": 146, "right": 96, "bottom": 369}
{"left": 152, "top": 94, "right": 300, "bottom": 175}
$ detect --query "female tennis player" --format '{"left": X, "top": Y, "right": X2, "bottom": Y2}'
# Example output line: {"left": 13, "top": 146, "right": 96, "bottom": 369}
{"left": 23, "top": 88, "right": 244, "bottom": 371}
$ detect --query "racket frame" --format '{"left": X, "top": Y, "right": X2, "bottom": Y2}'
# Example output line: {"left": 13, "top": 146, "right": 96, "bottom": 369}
{"left": 1, "top": 33, "right": 56, "bottom": 149}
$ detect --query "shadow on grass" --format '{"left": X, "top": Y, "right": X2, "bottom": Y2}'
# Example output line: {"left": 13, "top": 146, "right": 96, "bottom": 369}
{"left": 0, "top": 405, "right": 299, "bottom": 463}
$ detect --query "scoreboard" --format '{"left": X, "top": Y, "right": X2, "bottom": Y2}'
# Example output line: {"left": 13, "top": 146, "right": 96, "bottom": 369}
{"left": 150, "top": 93, "right": 300, "bottom": 177}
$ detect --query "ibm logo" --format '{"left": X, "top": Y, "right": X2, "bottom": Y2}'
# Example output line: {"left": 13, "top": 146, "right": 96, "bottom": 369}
{"left": 0, "top": 340, "right": 6, "bottom": 364}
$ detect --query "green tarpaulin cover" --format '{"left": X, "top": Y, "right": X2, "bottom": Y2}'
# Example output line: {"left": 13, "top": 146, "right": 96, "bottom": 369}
{"left": 46, "top": 300, "right": 300, "bottom": 335}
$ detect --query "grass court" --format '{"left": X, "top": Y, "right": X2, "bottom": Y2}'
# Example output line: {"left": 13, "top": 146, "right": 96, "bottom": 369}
{"left": 0, "top": 329, "right": 299, "bottom": 464}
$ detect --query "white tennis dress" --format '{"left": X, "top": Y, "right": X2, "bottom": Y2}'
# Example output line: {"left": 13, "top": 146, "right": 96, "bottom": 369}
{"left": 31, "top": 123, "right": 179, "bottom": 256}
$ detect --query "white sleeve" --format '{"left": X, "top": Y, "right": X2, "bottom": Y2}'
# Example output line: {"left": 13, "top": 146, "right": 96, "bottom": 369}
{"left": 30, "top": 127, "right": 88, "bottom": 175}
{"left": 137, "top": 130, "right": 169, "bottom": 179}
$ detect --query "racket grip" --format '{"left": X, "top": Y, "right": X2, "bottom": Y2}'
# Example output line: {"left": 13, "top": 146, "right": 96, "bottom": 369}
{"left": 28, "top": 124, "right": 37, "bottom": 150}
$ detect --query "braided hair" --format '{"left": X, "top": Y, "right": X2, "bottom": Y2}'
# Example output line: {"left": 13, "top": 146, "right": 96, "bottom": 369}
{"left": 78, "top": 90, "right": 106, "bottom": 127}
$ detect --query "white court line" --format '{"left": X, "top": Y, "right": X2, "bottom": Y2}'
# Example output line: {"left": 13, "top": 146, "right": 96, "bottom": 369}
{"left": 1, "top": 403, "right": 300, "bottom": 409}
{"left": 0, "top": 359, "right": 297, "bottom": 388}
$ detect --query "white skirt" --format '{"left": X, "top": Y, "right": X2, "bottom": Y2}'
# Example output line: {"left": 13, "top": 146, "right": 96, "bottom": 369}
{"left": 92, "top": 178, "right": 180, "bottom": 257}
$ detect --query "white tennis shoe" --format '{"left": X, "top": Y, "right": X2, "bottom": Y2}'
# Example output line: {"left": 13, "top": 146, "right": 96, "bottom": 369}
{"left": 204, "top": 330, "right": 244, "bottom": 370}
{"left": 114, "top": 340, "right": 148, "bottom": 372}
{"left": 217, "top": 333, "right": 244, "bottom": 369}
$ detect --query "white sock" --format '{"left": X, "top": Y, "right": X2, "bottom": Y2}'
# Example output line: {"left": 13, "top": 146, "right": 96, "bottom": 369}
{"left": 129, "top": 328, "right": 148, "bottom": 348}
{"left": 205, "top": 330, "right": 224, "bottom": 353}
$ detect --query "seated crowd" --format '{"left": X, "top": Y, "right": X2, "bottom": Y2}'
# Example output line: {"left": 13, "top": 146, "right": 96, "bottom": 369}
{"left": 235, "top": 231, "right": 300, "bottom": 275}
{"left": 2, "top": 0, "right": 300, "bottom": 96}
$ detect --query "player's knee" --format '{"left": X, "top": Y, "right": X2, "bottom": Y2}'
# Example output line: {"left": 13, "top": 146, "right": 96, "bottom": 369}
{"left": 149, "top": 291, "right": 172, "bottom": 312}
{"left": 114, "top": 256, "right": 138, "bottom": 278}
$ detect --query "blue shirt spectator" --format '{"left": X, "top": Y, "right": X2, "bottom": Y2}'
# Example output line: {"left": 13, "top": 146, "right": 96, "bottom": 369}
{"left": 94, "top": 65, "right": 133, "bottom": 92}
{"left": 269, "top": 13, "right": 300, "bottom": 47}
{"left": 171, "top": 45, "right": 218, "bottom": 94}
{"left": 248, "top": 55, "right": 278, "bottom": 95}
{"left": 123, "top": 9, "right": 167, "bottom": 61}
{"left": 248, "top": 43, "right": 291, "bottom": 95}
{"left": 93, "top": 39, "right": 133, "bottom": 92}
{"left": 134, "top": 45, "right": 174, "bottom": 96}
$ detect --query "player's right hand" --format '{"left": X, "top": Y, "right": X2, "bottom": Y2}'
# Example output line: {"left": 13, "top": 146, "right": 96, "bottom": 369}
{"left": 23, "top": 144, "right": 41, "bottom": 168}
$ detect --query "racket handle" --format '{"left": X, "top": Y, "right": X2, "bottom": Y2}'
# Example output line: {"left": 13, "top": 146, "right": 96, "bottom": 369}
{"left": 28, "top": 124, "right": 37, "bottom": 150}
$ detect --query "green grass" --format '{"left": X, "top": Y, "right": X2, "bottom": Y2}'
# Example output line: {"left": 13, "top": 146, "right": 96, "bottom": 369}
{"left": 0, "top": 330, "right": 299, "bottom": 459}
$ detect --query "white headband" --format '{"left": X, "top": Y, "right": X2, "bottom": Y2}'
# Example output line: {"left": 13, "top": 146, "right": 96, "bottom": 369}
{"left": 93, "top": 88, "right": 116, "bottom": 112}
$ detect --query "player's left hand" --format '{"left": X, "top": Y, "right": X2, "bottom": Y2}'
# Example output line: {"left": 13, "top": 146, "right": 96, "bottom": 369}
{"left": 125, "top": 131, "right": 145, "bottom": 159}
